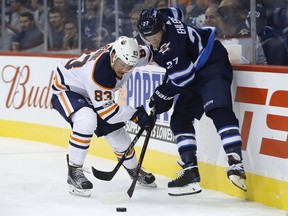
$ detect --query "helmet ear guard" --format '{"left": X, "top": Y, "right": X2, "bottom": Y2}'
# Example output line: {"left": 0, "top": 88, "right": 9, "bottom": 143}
{"left": 110, "top": 36, "right": 140, "bottom": 67}
{"left": 137, "top": 9, "right": 165, "bottom": 37}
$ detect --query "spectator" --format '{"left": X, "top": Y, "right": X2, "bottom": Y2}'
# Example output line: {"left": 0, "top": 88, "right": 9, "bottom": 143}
{"left": 81, "top": 0, "right": 116, "bottom": 50}
{"left": 238, "top": 0, "right": 267, "bottom": 36}
{"left": 156, "top": 0, "right": 168, "bottom": 9}
{"left": 6, "top": 0, "right": 31, "bottom": 34}
{"left": 260, "top": 7, "right": 288, "bottom": 65}
{"left": 48, "top": 7, "right": 65, "bottom": 51}
{"left": 52, "top": 0, "right": 77, "bottom": 23}
{"left": 217, "top": 0, "right": 250, "bottom": 37}
{"left": 0, "top": 0, "right": 9, "bottom": 50}
{"left": 208, "top": 0, "right": 222, "bottom": 5}
{"left": 128, "top": 4, "right": 146, "bottom": 45}
{"left": 144, "top": 0, "right": 159, "bottom": 9}
{"left": 204, "top": 4, "right": 224, "bottom": 37}
{"left": 0, "top": 25, "right": 2, "bottom": 51}
{"left": 12, "top": 11, "right": 43, "bottom": 51}
{"left": 119, "top": 0, "right": 143, "bottom": 16}
{"left": 81, "top": 0, "right": 98, "bottom": 49}
{"left": 62, "top": 21, "right": 87, "bottom": 52}
{"left": 3, "top": 0, "right": 32, "bottom": 51}
{"left": 29, "top": 0, "right": 45, "bottom": 33}
{"left": 185, "top": 0, "right": 209, "bottom": 27}
{"left": 217, "top": 0, "right": 267, "bottom": 64}
{"left": 177, "top": 0, "right": 193, "bottom": 7}
{"left": 62, "top": 21, "right": 78, "bottom": 51}
{"left": 176, "top": 0, "right": 193, "bottom": 17}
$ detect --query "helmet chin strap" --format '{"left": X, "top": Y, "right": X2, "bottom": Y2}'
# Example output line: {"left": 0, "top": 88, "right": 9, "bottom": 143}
{"left": 139, "top": 34, "right": 151, "bottom": 46}
{"left": 161, "top": 24, "right": 166, "bottom": 36}
{"left": 110, "top": 51, "right": 116, "bottom": 68}
{"left": 143, "top": 28, "right": 166, "bottom": 50}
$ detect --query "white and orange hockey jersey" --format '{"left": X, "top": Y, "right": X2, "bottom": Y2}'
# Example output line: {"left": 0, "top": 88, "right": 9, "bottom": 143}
{"left": 51, "top": 43, "right": 151, "bottom": 125}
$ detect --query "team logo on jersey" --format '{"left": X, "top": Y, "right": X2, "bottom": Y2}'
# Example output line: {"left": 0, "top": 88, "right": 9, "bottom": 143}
{"left": 78, "top": 99, "right": 85, "bottom": 103}
{"left": 102, "top": 100, "right": 115, "bottom": 108}
{"left": 159, "top": 42, "right": 171, "bottom": 54}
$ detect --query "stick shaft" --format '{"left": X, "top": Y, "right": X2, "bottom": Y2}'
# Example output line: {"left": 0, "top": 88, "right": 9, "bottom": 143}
{"left": 92, "top": 127, "right": 145, "bottom": 181}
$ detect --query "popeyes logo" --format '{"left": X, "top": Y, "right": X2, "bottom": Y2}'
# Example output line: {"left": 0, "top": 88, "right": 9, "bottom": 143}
{"left": 236, "top": 86, "right": 288, "bottom": 159}
{"left": 1, "top": 64, "right": 54, "bottom": 109}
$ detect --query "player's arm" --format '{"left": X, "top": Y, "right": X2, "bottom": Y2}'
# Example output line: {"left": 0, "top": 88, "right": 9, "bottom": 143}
{"left": 92, "top": 92, "right": 149, "bottom": 130}
{"left": 87, "top": 82, "right": 149, "bottom": 129}
{"left": 87, "top": 84, "right": 134, "bottom": 124}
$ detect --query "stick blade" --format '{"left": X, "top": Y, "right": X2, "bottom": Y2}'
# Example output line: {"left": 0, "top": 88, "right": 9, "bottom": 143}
{"left": 100, "top": 191, "right": 130, "bottom": 204}
{"left": 91, "top": 166, "right": 114, "bottom": 181}
{"left": 127, "top": 181, "right": 137, "bottom": 198}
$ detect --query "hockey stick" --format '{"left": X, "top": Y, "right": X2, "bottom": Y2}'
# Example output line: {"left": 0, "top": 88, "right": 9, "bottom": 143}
{"left": 125, "top": 73, "right": 169, "bottom": 198}
{"left": 91, "top": 127, "right": 145, "bottom": 181}
{"left": 100, "top": 110, "right": 156, "bottom": 204}
{"left": 127, "top": 108, "right": 156, "bottom": 198}
{"left": 101, "top": 74, "right": 169, "bottom": 204}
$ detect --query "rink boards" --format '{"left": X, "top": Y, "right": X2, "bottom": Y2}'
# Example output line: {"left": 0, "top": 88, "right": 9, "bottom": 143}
{"left": 0, "top": 53, "right": 287, "bottom": 210}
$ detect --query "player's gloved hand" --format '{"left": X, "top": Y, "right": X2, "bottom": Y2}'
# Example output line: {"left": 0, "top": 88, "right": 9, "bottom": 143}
{"left": 149, "top": 85, "right": 174, "bottom": 114}
{"left": 130, "top": 105, "right": 150, "bottom": 130}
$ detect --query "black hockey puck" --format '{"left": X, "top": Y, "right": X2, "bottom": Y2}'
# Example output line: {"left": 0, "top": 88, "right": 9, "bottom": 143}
{"left": 116, "top": 207, "right": 127, "bottom": 212}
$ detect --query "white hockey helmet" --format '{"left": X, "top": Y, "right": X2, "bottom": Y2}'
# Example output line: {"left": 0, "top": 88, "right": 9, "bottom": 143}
{"left": 110, "top": 36, "right": 140, "bottom": 67}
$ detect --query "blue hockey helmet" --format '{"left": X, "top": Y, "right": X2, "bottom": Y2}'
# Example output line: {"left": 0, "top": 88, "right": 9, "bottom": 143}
{"left": 137, "top": 9, "right": 165, "bottom": 37}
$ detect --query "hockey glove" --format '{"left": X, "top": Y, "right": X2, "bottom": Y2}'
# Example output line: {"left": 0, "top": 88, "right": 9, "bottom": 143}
{"left": 130, "top": 106, "right": 150, "bottom": 130}
{"left": 149, "top": 85, "right": 174, "bottom": 114}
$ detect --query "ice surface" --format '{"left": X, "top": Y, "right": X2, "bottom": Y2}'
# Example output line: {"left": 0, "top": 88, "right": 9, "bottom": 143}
{"left": 0, "top": 137, "right": 286, "bottom": 216}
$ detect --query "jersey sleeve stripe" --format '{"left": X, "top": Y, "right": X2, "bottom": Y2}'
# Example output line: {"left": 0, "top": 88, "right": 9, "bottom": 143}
{"left": 102, "top": 106, "right": 119, "bottom": 122}
{"left": 54, "top": 75, "right": 67, "bottom": 91}
{"left": 98, "top": 103, "right": 119, "bottom": 118}
{"left": 56, "top": 67, "right": 70, "bottom": 90}
{"left": 169, "top": 62, "right": 196, "bottom": 87}
{"left": 194, "top": 27, "right": 216, "bottom": 71}
{"left": 169, "top": 61, "right": 194, "bottom": 80}
{"left": 51, "top": 84, "right": 59, "bottom": 92}
{"left": 59, "top": 92, "right": 74, "bottom": 116}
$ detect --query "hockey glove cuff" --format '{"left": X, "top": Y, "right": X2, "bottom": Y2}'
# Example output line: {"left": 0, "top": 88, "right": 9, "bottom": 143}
{"left": 130, "top": 106, "right": 150, "bottom": 130}
{"left": 149, "top": 85, "right": 174, "bottom": 114}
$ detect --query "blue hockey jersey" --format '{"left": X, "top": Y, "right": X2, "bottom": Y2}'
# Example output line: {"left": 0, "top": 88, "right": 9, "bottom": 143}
{"left": 149, "top": 8, "right": 216, "bottom": 93}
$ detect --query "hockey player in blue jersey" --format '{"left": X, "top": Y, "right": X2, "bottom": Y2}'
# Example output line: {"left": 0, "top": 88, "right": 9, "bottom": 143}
{"left": 137, "top": 8, "right": 247, "bottom": 196}
{"left": 51, "top": 36, "right": 156, "bottom": 197}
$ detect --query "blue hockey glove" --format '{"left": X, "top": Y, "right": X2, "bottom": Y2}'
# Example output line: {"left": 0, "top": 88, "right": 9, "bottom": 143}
{"left": 130, "top": 106, "right": 150, "bottom": 130}
{"left": 149, "top": 85, "right": 174, "bottom": 114}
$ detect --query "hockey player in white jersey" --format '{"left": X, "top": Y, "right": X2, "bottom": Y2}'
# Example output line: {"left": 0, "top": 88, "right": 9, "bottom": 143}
{"left": 51, "top": 36, "right": 156, "bottom": 197}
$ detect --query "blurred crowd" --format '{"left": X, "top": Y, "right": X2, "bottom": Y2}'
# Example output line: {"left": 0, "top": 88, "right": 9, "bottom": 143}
{"left": 0, "top": 0, "right": 287, "bottom": 65}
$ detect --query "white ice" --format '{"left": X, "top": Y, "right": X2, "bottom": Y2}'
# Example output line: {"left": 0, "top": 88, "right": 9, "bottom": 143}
{"left": 0, "top": 137, "right": 286, "bottom": 216}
